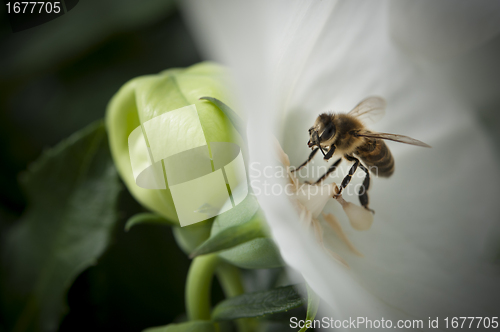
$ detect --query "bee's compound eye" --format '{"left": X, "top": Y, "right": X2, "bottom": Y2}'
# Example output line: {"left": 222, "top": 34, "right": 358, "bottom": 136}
{"left": 320, "top": 123, "right": 336, "bottom": 141}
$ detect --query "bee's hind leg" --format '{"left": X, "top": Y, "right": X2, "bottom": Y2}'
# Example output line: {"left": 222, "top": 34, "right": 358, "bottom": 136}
{"left": 292, "top": 148, "right": 319, "bottom": 172}
{"left": 336, "top": 156, "right": 374, "bottom": 213}
{"left": 313, "top": 158, "right": 342, "bottom": 184}
{"left": 358, "top": 163, "right": 375, "bottom": 214}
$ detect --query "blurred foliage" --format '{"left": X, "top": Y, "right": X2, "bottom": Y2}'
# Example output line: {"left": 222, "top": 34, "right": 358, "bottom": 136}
{"left": 191, "top": 196, "right": 261, "bottom": 257}
{"left": 0, "top": 0, "right": 200, "bottom": 217}
{"left": 210, "top": 196, "right": 282, "bottom": 270}
{"left": 59, "top": 189, "right": 193, "bottom": 332}
{"left": 189, "top": 210, "right": 267, "bottom": 258}
{"left": 0, "top": 122, "right": 120, "bottom": 332}
{"left": 298, "top": 285, "right": 320, "bottom": 332}
{"left": 143, "top": 321, "right": 216, "bottom": 332}
{"left": 212, "top": 286, "right": 304, "bottom": 322}
{"left": 125, "top": 212, "right": 178, "bottom": 231}
{"left": 0, "top": 1, "right": 204, "bottom": 331}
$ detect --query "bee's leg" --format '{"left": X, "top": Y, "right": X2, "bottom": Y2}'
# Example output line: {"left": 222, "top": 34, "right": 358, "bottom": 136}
{"left": 323, "top": 144, "right": 336, "bottom": 160}
{"left": 337, "top": 155, "right": 359, "bottom": 194}
{"left": 313, "top": 158, "right": 342, "bottom": 184}
{"left": 292, "top": 148, "right": 319, "bottom": 173}
{"left": 312, "top": 131, "right": 328, "bottom": 157}
{"left": 358, "top": 163, "right": 374, "bottom": 213}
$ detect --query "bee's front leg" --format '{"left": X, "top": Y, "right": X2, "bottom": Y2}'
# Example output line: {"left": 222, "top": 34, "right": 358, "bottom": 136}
{"left": 313, "top": 158, "right": 341, "bottom": 185}
{"left": 292, "top": 147, "right": 319, "bottom": 173}
{"left": 323, "top": 144, "right": 336, "bottom": 160}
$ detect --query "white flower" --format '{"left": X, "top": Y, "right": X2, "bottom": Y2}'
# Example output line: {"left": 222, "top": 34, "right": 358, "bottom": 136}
{"left": 182, "top": 0, "right": 500, "bottom": 327}
{"left": 275, "top": 138, "right": 365, "bottom": 266}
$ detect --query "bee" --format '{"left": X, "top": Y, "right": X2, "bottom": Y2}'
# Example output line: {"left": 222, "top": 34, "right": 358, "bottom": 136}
{"left": 293, "top": 96, "right": 430, "bottom": 213}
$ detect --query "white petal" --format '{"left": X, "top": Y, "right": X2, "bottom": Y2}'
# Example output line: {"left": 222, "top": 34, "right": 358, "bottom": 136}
{"left": 323, "top": 213, "right": 363, "bottom": 257}
{"left": 182, "top": 0, "right": 500, "bottom": 323}
{"left": 389, "top": 0, "right": 500, "bottom": 60}
{"left": 336, "top": 198, "right": 374, "bottom": 231}
{"left": 295, "top": 183, "right": 336, "bottom": 219}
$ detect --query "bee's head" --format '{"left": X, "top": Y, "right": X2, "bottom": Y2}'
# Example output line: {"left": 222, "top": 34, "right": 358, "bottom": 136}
{"left": 308, "top": 113, "right": 336, "bottom": 148}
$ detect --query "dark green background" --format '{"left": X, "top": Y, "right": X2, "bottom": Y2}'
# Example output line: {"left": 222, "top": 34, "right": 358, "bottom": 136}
{"left": 0, "top": 1, "right": 204, "bottom": 331}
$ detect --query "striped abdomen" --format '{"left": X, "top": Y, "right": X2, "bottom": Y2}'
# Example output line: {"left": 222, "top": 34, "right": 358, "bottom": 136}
{"left": 355, "top": 138, "right": 394, "bottom": 177}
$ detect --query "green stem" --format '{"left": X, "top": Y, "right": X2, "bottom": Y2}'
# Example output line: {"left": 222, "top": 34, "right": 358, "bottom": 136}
{"left": 216, "top": 262, "right": 245, "bottom": 298}
{"left": 216, "top": 263, "right": 257, "bottom": 332}
{"left": 186, "top": 254, "right": 220, "bottom": 320}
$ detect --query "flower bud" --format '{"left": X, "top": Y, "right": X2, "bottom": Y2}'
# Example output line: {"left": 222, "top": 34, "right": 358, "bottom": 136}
{"left": 105, "top": 62, "right": 241, "bottom": 224}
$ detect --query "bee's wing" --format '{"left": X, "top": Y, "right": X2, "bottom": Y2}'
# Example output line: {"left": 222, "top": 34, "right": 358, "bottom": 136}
{"left": 348, "top": 96, "right": 386, "bottom": 125}
{"left": 355, "top": 130, "right": 431, "bottom": 148}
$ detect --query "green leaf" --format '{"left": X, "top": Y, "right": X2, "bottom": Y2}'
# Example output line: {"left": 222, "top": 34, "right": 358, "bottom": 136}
{"left": 172, "top": 220, "right": 213, "bottom": 255}
{"left": 199, "top": 97, "right": 246, "bottom": 140}
{"left": 190, "top": 211, "right": 266, "bottom": 258}
{"left": 125, "top": 212, "right": 177, "bottom": 231}
{"left": 209, "top": 195, "right": 283, "bottom": 269}
{"left": 210, "top": 194, "right": 260, "bottom": 235}
{"left": 208, "top": 196, "right": 282, "bottom": 269}
{"left": 143, "top": 321, "right": 216, "bottom": 332}
{"left": 212, "top": 285, "right": 305, "bottom": 321}
{"left": 0, "top": 121, "right": 121, "bottom": 332}
{"left": 299, "top": 284, "right": 320, "bottom": 332}
{"left": 218, "top": 238, "right": 283, "bottom": 269}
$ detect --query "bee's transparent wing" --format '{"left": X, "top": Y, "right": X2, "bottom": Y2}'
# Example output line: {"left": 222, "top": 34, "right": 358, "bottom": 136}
{"left": 355, "top": 130, "right": 431, "bottom": 148}
{"left": 348, "top": 96, "right": 386, "bottom": 125}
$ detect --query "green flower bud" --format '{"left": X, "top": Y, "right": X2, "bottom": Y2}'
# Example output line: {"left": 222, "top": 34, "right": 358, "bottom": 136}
{"left": 106, "top": 62, "right": 280, "bottom": 268}
{"left": 106, "top": 62, "right": 241, "bottom": 224}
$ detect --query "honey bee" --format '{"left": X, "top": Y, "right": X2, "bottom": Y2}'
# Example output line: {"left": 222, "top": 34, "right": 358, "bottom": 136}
{"left": 293, "top": 96, "right": 430, "bottom": 213}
